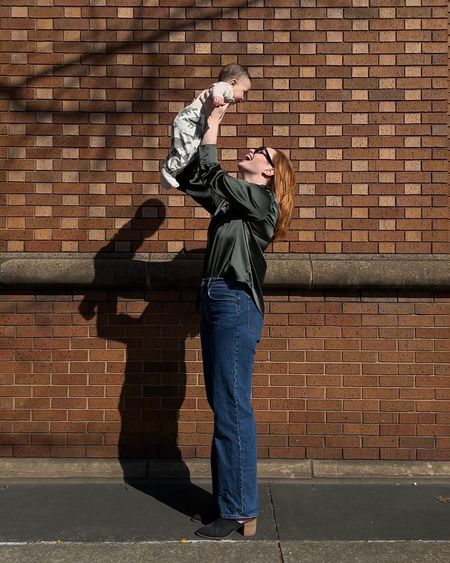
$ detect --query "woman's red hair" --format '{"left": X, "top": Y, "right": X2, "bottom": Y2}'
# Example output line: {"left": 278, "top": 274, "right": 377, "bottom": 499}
{"left": 268, "top": 150, "right": 296, "bottom": 241}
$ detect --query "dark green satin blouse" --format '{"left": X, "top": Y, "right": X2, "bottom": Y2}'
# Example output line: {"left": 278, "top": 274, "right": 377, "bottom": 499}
{"left": 176, "top": 144, "right": 279, "bottom": 314}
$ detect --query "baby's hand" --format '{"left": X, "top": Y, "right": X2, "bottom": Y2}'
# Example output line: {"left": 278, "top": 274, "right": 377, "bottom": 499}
{"left": 212, "top": 96, "right": 225, "bottom": 107}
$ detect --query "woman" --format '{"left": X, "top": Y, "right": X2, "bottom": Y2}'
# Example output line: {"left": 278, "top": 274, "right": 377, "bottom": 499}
{"left": 176, "top": 102, "right": 296, "bottom": 540}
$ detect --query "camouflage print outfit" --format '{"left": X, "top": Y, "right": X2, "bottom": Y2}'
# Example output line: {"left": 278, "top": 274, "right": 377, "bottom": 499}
{"left": 161, "top": 81, "right": 235, "bottom": 188}
{"left": 163, "top": 106, "right": 207, "bottom": 178}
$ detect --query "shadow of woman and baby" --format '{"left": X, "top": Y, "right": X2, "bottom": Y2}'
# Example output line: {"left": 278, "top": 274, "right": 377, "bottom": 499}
{"left": 79, "top": 198, "right": 213, "bottom": 519}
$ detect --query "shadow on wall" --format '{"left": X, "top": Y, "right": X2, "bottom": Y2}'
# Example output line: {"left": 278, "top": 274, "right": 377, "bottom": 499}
{"left": 3, "top": 1, "right": 263, "bottom": 515}
{"left": 79, "top": 198, "right": 212, "bottom": 517}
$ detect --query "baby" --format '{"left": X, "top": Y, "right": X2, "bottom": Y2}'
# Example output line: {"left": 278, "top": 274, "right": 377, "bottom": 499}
{"left": 161, "top": 64, "right": 251, "bottom": 189}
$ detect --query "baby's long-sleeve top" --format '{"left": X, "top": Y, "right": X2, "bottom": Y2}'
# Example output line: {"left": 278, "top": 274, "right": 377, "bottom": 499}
{"left": 187, "top": 81, "right": 235, "bottom": 111}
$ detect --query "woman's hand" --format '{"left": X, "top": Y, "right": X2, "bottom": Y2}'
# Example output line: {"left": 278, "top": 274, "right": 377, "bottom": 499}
{"left": 212, "top": 95, "right": 225, "bottom": 107}
{"left": 206, "top": 105, "right": 229, "bottom": 131}
{"left": 201, "top": 102, "right": 230, "bottom": 146}
{"left": 211, "top": 103, "right": 230, "bottom": 119}
{"left": 203, "top": 97, "right": 230, "bottom": 121}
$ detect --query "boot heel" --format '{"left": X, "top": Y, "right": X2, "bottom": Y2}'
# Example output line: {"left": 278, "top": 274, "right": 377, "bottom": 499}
{"left": 241, "top": 518, "right": 257, "bottom": 536}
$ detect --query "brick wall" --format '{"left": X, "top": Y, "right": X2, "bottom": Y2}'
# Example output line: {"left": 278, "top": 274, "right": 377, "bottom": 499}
{"left": 0, "top": 289, "right": 449, "bottom": 460}
{"left": 1, "top": 0, "right": 448, "bottom": 254}
{"left": 0, "top": 1, "right": 449, "bottom": 460}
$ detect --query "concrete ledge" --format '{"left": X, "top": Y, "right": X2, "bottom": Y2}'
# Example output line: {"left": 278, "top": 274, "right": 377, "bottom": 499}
{"left": 0, "top": 458, "right": 147, "bottom": 479}
{"left": 0, "top": 253, "right": 448, "bottom": 290}
{"left": 313, "top": 460, "right": 450, "bottom": 479}
{"left": 1, "top": 459, "right": 450, "bottom": 479}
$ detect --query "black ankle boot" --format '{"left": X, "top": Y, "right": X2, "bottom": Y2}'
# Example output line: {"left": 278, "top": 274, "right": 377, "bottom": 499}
{"left": 195, "top": 517, "right": 257, "bottom": 540}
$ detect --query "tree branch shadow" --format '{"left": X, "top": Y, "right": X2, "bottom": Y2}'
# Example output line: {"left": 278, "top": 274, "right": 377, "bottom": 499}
{"left": 1, "top": 0, "right": 261, "bottom": 171}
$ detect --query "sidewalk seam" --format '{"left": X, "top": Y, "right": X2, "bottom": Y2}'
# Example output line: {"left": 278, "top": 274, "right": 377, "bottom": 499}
{"left": 268, "top": 483, "right": 285, "bottom": 563}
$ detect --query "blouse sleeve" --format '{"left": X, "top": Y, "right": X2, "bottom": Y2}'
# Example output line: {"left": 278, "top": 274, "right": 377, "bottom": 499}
{"left": 197, "top": 145, "right": 273, "bottom": 221}
{"left": 175, "top": 154, "right": 223, "bottom": 215}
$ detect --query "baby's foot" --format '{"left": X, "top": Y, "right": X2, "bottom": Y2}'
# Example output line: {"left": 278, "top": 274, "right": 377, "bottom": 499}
{"left": 161, "top": 168, "right": 180, "bottom": 189}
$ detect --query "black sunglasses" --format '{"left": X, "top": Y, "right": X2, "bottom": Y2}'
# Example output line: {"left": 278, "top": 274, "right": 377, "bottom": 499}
{"left": 254, "top": 147, "right": 274, "bottom": 168}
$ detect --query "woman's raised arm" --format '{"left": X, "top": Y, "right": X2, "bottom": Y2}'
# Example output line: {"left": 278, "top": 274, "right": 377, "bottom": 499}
{"left": 201, "top": 99, "right": 230, "bottom": 146}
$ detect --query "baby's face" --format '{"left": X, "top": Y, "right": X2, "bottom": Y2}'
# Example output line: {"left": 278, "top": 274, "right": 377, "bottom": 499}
{"left": 230, "top": 76, "right": 251, "bottom": 103}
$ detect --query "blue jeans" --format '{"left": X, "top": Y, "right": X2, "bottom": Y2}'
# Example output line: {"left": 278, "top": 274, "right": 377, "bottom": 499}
{"left": 200, "top": 278, "right": 264, "bottom": 519}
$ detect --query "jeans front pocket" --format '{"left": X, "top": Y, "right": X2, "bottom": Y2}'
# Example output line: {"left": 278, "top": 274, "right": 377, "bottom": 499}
{"left": 207, "top": 281, "right": 238, "bottom": 303}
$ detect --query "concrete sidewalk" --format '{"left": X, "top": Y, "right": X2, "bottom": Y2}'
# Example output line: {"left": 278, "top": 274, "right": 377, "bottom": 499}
{"left": 1, "top": 478, "right": 450, "bottom": 562}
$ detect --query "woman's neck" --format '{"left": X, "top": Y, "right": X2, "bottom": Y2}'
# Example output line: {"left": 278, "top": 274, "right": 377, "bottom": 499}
{"left": 240, "top": 172, "right": 268, "bottom": 186}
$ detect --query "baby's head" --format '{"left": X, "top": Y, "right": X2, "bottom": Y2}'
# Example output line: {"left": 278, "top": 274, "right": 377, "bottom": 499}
{"left": 218, "top": 64, "right": 251, "bottom": 103}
